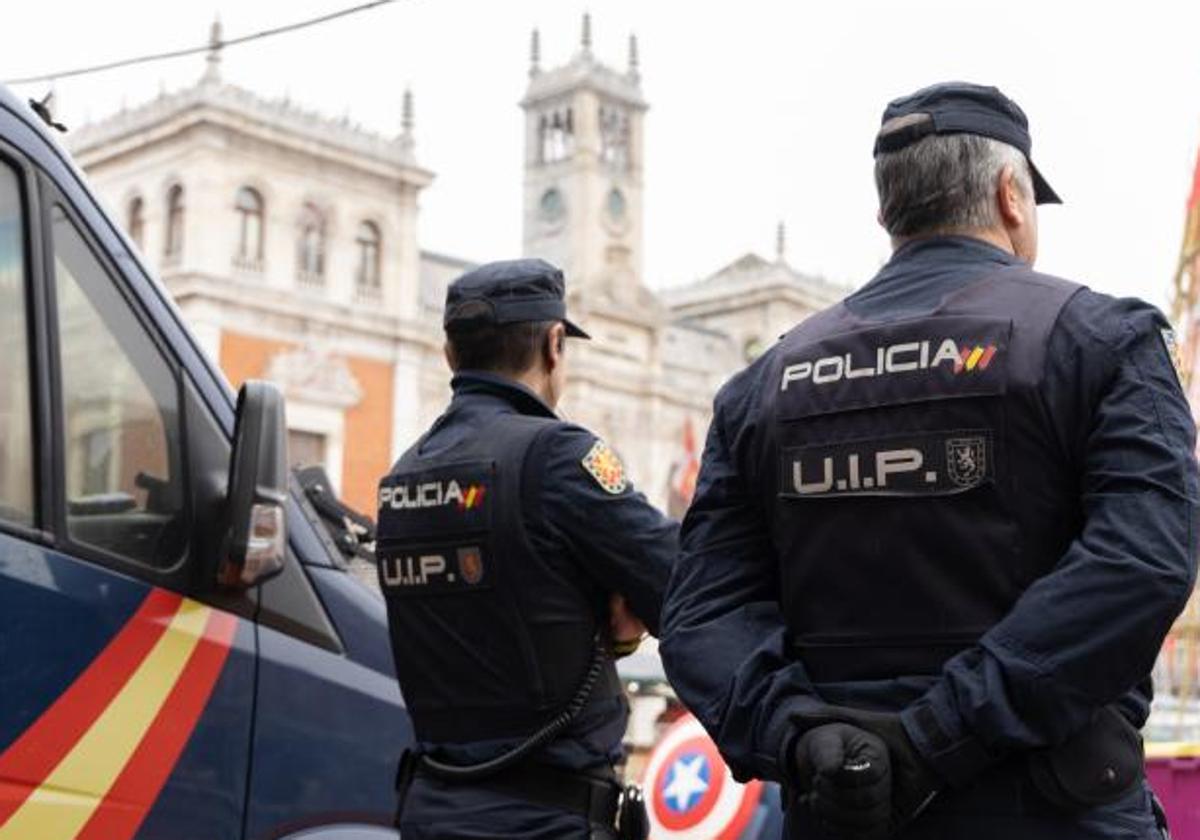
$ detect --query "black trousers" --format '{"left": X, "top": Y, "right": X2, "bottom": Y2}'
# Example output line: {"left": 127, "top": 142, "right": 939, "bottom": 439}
{"left": 399, "top": 774, "right": 617, "bottom": 840}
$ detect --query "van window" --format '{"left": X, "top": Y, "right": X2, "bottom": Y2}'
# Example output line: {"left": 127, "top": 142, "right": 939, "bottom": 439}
{"left": 0, "top": 162, "right": 33, "bottom": 528}
{"left": 52, "top": 205, "right": 186, "bottom": 567}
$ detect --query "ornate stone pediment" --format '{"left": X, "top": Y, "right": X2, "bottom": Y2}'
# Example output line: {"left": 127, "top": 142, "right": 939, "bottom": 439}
{"left": 265, "top": 344, "right": 363, "bottom": 409}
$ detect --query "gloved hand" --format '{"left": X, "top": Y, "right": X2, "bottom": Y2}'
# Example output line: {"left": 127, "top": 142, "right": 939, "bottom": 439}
{"left": 790, "top": 723, "right": 893, "bottom": 840}
{"left": 833, "top": 709, "right": 941, "bottom": 830}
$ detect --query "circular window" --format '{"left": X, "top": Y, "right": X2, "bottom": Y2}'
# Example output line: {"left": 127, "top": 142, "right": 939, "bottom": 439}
{"left": 539, "top": 188, "right": 565, "bottom": 223}
{"left": 607, "top": 188, "right": 626, "bottom": 221}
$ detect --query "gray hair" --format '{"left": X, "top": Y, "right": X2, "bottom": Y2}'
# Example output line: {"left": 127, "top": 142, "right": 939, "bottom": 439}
{"left": 874, "top": 128, "right": 1034, "bottom": 238}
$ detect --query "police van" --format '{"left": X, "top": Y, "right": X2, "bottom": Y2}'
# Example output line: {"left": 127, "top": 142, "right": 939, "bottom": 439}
{"left": 0, "top": 85, "right": 405, "bottom": 839}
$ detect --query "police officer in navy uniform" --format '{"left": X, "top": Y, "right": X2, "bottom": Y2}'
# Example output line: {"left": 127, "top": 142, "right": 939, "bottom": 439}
{"left": 660, "top": 82, "right": 1199, "bottom": 839}
{"left": 377, "top": 258, "right": 675, "bottom": 840}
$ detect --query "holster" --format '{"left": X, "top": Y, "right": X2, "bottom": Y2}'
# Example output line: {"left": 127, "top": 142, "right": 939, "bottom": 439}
{"left": 1027, "top": 705, "right": 1144, "bottom": 811}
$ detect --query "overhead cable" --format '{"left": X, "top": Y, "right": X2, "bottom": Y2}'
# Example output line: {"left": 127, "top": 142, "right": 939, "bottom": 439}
{"left": 4, "top": 0, "right": 401, "bottom": 85}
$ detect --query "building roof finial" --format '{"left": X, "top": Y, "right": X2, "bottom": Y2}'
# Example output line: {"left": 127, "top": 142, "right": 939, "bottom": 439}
{"left": 530, "top": 28, "right": 541, "bottom": 77}
{"left": 627, "top": 33, "right": 640, "bottom": 84}
{"left": 202, "top": 16, "right": 223, "bottom": 85}
{"left": 402, "top": 87, "right": 414, "bottom": 135}
{"left": 581, "top": 12, "right": 593, "bottom": 58}
{"left": 776, "top": 220, "right": 787, "bottom": 263}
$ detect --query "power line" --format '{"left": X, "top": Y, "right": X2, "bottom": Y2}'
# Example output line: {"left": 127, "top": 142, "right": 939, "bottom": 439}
{"left": 4, "top": 0, "right": 401, "bottom": 86}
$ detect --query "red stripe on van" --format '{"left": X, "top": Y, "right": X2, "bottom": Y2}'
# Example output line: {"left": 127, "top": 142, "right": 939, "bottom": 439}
{"left": 74, "top": 609, "right": 238, "bottom": 840}
{"left": 0, "top": 589, "right": 181, "bottom": 824}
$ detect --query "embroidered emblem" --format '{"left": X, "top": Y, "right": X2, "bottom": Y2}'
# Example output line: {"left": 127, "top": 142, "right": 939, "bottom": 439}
{"left": 582, "top": 440, "right": 628, "bottom": 495}
{"left": 457, "top": 546, "right": 484, "bottom": 585}
{"left": 946, "top": 437, "right": 987, "bottom": 489}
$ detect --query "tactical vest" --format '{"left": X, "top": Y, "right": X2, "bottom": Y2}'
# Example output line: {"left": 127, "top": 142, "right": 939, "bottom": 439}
{"left": 768, "top": 266, "right": 1083, "bottom": 683}
{"left": 376, "top": 409, "right": 620, "bottom": 744}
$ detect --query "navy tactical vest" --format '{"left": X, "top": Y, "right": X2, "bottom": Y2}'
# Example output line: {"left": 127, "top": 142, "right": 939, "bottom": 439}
{"left": 376, "top": 409, "right": 620, "bottom": 745}
{"left": 767, "top": 266, "right": 1083, "bottom": 682}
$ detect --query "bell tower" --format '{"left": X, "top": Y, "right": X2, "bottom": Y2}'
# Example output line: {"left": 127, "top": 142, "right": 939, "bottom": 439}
{"left": 520, "top": 15, "right": 647, "bottom": 303}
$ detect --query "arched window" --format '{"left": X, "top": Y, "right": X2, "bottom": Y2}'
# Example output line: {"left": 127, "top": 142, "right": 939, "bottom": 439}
{"left": 235, "top": 187, "right": 264, "bottom": 268}
{"left": 355, "top": 221, "right": 381, "bottom": 298}
{"left": 126, "top": 195, "right": 144, "bottom": 249}
{"left": 296, "top": 203, "right": 325, "bottom": 286}
{"left": 540, "top": 107, "right": 575, "bottom": 163}
{"left": 164, "top": 185, "right": 184, "bottom": 262}
{"left": 599, "top": 107, "right": 629, "bottom": 169}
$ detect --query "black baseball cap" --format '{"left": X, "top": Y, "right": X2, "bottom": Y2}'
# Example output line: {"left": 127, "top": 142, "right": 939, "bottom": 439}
{"left": 873, "top": 82, "right": 1061, "bottom": 205}
{"left": 444, "top": 258, "right": 590, "bottom": 338}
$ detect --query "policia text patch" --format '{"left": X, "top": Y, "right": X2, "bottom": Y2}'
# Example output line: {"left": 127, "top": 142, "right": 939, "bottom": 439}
{"left": 777, "top": 316, "right": 1010, "bottom": 420}
{"left": 779, "top": 430, "right": 994, "bottom": 499}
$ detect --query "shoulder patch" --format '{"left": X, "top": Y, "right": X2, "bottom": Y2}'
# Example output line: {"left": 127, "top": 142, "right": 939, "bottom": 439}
{"left": 581, "top": 440, "right": 628, "bottom": 495}
{"left": 1161, "top": 327, "right": 1186, "bottom": 385}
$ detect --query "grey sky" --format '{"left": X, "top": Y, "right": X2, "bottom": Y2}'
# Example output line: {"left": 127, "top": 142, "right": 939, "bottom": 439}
{"left": 6, "top": 0, "right": 1200, "bottom": 308}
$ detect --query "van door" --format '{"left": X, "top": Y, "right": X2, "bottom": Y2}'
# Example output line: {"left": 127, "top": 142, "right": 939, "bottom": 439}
{"left": 0, "top": 145, "right": 256, "bottom": 840}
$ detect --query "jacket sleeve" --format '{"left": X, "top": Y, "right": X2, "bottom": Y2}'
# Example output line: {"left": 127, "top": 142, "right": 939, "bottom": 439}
{"left": 533, "top": 425, "right": 678, "bottom": 636}
{"left": 660, "top": 371, "right": 825, "bottom": 784}
{"left": 900, "top": 297, "right": 1200, "bottom": 781}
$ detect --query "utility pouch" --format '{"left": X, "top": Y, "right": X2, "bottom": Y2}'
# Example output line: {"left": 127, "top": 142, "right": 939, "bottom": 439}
{"left": 1028, "top": 705, "right": 1144, "bottom": 811}
{"left": 617, "top": 784, "right": 649, "bottom": 840}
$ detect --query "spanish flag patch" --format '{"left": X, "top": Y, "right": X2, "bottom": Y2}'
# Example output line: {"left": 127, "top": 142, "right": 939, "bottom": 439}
{"left": 581, "top": 440, "right": 628, "bottom": 495}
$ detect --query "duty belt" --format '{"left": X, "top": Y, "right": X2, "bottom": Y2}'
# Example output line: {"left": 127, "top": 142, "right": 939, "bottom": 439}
{"left": 407, "top": 759, "right": 621, "bottom": 829}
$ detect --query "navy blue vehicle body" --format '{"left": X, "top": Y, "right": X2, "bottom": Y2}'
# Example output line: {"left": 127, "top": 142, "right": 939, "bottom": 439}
{"left": 0, "top": 84, "right": 407, "bottom": 839}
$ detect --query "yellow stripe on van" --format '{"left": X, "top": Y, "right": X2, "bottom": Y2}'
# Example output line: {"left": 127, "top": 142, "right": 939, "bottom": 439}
{"left": 0, "top": 599, "right": 210, "bottom": 840}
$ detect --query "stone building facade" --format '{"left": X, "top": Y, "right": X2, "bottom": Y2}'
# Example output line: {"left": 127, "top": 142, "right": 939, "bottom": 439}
{"left": 67, "top": 16, "right": 845, "bottom": 517}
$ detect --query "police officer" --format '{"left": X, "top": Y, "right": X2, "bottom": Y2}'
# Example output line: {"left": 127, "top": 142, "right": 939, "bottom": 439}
{"left": 660, "top": 82, "right": 1199, "bottom": 839}
{"left": 377, "top": 258, "right": 675, "bottom": 840}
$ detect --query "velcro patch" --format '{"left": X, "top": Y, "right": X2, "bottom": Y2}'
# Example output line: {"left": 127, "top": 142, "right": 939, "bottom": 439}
{"left": 582, "top": 440, "right": 628, "bottom": 495}
{"left": 377, "top": 542, "right": 491, "bottom": 596}
{"left": 779, "top": 429, "right": 994, "bottom": 499}
{"left": 777, "top": 316, "right": 1011, "bottom": 420}
{"left": 377, "top": 461, "right": 492, "bottom": 535}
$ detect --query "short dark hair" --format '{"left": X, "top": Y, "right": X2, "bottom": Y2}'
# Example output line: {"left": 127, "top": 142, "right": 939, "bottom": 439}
{"left": 445, "top": 301, "right": 557, "bottom": 375}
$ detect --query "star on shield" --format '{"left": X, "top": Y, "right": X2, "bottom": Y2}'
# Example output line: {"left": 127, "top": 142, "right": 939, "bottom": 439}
{"left": 662, "top": 753, "right": 710, "bottom": 813}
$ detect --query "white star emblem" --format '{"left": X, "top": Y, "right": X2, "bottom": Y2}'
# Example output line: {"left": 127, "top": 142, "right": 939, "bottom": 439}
{"left": 662, "top": 754, "right": 709, "bottom": 812}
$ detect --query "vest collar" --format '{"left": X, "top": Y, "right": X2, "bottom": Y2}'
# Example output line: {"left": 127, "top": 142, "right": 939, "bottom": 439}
{"left": 450, "top": 371, "right": 558, "bottom": 419}
{"left": 890, "top": 234, "right": 1023, "bottom": 266}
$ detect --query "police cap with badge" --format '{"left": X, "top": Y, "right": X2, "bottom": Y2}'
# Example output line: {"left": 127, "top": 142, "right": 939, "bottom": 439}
{"left": 873, "top": 81, "right": 1061, "bottom": 205}
{"left": 444, "top": 257, "right": 591, "bottom": 338}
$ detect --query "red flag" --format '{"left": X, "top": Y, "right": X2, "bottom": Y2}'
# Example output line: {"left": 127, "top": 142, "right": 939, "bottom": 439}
{"left": 667, "top": 418, "right": 701, "bottom": 518}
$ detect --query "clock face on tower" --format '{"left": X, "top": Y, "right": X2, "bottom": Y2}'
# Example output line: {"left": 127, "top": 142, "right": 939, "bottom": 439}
{"left": 539, "top": 187, "right": 566, "bottom": 226}
{"left": 604, "top": 187, "right": 629, "bottom": 235}
{"left": 607, "top": 188, "right": 626, "bottom": 221}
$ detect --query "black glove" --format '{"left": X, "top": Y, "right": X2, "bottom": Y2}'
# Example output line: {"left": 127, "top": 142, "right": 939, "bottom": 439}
{"left": 833, "top": 709, "right": 941, "bottom": 830}
{"left": 791, "top": 723, "right": 893, "bottom": 840}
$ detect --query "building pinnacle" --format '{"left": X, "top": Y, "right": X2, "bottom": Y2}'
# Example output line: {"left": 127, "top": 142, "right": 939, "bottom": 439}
{"left": 530, "top": 28, "right": 541, "bottom": 77}
{"left": 402, "top": 88, "right": 414, "bottom": 136}
{"left": 581, "top": 12, "right": 593, "bottom": 58}
{"left": 628, "top": 33, "right": 640, "bottom": 83}
{"left": 202, "top": 16, "right": 223, "bottom": 85}
{"left": 776, "top": 220, "right": 787, "bottom": 263}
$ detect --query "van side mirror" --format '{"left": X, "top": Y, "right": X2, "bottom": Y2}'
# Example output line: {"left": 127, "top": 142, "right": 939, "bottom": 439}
{"left": 219, "top": 380, "right": 288, "bottom": 588}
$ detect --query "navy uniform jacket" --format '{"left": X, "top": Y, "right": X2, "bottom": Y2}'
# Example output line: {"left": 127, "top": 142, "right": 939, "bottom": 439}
{"left": 660, "top": 235, "right": 1199, "bottom": 785}
{"left": 414, "top": 371, "right": 678, "bottom": 769}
